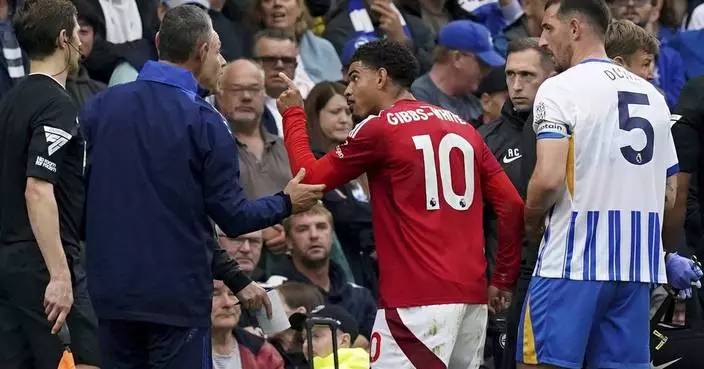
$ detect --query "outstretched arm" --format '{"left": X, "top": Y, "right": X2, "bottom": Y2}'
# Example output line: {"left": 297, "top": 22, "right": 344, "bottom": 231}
{"left": 197, "top": 108, "right": 292, "bottom": 237}
{"left": 281, "top": 107, "right": 367, "bottom": 190}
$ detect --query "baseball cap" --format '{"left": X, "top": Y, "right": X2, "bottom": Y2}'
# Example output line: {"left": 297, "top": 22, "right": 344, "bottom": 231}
{"left": 162, "top": 0, "right": 210, "bottom": 9}
{"left": 289, "top": 304, "right": 359, "bottom": 342}
{"left": 476, "top": 66, "right": 508, "bottom": 96}
{"left": 437, "top": 20, "right": 505, "bottom": 67}
{"left": 341, "top": 35, "right": 378, "bottom": 67}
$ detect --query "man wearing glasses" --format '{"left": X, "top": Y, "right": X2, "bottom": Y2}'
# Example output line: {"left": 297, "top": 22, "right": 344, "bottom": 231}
{"left": 217, "top": 226, "right": 267, "bottom": 282}
{"left": 252, "top": 28, "right": 305, "bottom": 137}
{"left": 215, "top": 58, "right": 294, "bottom": 275}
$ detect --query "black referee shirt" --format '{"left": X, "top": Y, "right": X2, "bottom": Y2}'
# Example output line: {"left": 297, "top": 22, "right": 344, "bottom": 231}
{"left": 0, "top": 74, "right": 84, "bottom": 253}
{"left": 672, "top": 76, "right": 704, "bottom": 253}
{"left": 672, "top": 76, "right": 704, "bottom": 175}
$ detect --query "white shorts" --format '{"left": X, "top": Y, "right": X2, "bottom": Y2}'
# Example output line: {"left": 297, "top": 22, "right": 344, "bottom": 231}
{"left": 369, "top": 303, "right": 487, "bottom": 369}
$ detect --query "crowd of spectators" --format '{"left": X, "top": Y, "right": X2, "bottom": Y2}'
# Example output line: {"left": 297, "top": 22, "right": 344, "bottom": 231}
{"left": 1, "top": 0, "right": 704, "bottom": 367}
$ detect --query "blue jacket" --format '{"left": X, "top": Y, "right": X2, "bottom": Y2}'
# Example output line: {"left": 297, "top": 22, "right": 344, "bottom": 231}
{"left": 654, "top": 43, "right": 686, "bottom": 109}
{"left": 81, "top": 61, "right": 292, "bottom": 327}
{"left": 669, "top": 30, "right": 704, "bottom": 80}
{"left": 270, "top": 256, "right": 377, "bottom": 339}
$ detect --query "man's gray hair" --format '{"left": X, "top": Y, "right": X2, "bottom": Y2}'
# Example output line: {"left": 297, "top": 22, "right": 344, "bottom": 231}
{"left": 158, "top": 4, "right": 213, "bottom": 63}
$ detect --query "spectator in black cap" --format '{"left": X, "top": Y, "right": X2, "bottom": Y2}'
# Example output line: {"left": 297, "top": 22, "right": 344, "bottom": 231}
{"left": 475, "top": 66, "right": 508, "bottom": 126}
{"left": 290, "top": 304, "right": 369, "bottom": 369}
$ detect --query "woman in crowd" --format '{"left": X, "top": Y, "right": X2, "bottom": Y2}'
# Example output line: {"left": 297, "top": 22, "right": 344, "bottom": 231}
{"left": 249, "top": 0, "right": 343, "bottom": 97}
{"left": 303, "top": 81, "right": 378, "bottom": 298}
{"left": 211, "top": 280, "right": 285, "bottom": 369}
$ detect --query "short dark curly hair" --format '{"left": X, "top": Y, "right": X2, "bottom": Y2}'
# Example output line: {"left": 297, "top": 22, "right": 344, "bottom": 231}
{"left": 349, "top": 39, "right": 419, "bottom": 89}
{"left": 13, "top": 0, "right": 77, "bottom": 60}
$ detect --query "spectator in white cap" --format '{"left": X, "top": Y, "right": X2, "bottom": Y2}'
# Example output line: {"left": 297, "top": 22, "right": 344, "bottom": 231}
{"left": 411, "top": 20, "right": 505, "bottom": 127}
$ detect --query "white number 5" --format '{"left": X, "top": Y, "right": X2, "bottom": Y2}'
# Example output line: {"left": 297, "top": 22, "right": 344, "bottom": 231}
{"left": 413, "top": 133, "right": 475, "bottom": 211}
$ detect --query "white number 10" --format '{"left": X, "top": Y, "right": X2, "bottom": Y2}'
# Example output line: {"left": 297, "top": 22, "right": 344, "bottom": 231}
{"left": 413, "top": 134, "right": 475, "bottom": 211}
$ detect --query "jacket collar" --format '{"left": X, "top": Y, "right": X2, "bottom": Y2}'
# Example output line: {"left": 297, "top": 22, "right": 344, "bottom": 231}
{"left": 272, "top": 256, "right": 348, "bottom": 296}
{"left": 500, "top": 99, "right": 530, "bottom": 129}
{"left": 137, "top": 61, "right": 198, "bottom": 96}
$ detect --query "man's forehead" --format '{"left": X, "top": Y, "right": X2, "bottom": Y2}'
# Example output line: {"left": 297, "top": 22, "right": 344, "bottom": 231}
{"left": 222, "top": 61, "right": 264, "bottom": 83}
{"left": 543, "top": 3, "right": 560, "bottom": 20}
{"left": 257, "top": 38, "right": 297, "bottom": 53}
{"left": 347, "top": 61, "right": 373, "bottom": 75}
{"left": 245, "top": 229, "right": 264, "bottom": 238}
{"left": 634, "top": 49, "right": 655, "bottom": 60}
{"left": 312, "top": 324, "right": 334, "bottom": 333}
{"left": 507, "top": 50, "right": 542, "bottom": 69}
{"left": 292, "top": 212, "right": 329, "bottom": 225}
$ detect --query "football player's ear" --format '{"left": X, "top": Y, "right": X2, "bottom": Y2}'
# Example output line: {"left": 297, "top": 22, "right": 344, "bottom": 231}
{"left": 612, "top": 56, "right": 626, "bottom": 68}
{"left": 377, "top": 68, "right": 389, "bottom": 90}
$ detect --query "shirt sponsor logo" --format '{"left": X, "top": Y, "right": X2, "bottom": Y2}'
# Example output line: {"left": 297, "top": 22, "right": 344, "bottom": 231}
{"left": 502, "top": 148, "right": 522, "bottom": 164}
{"left": 44, "top": 126, "right": 72, "bottom": 156}
{"left": 35, "top": 156, "right": 56, "bottom": 172}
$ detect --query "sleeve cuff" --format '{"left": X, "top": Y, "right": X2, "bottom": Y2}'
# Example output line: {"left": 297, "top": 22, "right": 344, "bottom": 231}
{"left": 26, "top": 170, "right": 58, "bottom": 184}
{"left": 277, "top": 191, "right": 293, "bottom": 217}
{"left": 222, "top": 270, "right": 253, "bottom": 295}
{"left": 667, "top": 163, "right": 680, "bottom": 177}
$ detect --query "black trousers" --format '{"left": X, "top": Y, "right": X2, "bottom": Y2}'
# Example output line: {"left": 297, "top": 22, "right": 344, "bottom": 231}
{"left": 0, "top": 242, "right": 100, "bottom": 369}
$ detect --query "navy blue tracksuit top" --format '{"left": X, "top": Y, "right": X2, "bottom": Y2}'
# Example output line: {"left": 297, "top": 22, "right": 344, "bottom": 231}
{"left": 81, "top": 61, "right": 291, "bottom": 327}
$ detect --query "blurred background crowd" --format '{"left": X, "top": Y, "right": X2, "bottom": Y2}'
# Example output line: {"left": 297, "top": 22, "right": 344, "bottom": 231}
{"left": 2, "top": 0, "right": 703, "bottom": 367}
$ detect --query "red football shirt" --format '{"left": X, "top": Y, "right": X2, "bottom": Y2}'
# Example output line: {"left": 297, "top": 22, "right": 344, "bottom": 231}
{"left": 283, "top": 99, "right": 523, "bottom": 308}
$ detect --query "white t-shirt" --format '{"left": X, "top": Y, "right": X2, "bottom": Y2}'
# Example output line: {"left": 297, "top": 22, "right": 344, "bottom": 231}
{"left": 99, "top": 0, "right": 143, "bottom": 44}
{"left": 212, "top": 345, "right": 243, "bottom": 369}
{"left": 294, "top": 55, "right": 315, "bottom": 99}
{"left": 532, "top": 59, "right": 677, "bottom": 284}
{"left": 688, "top": 3, "right": 704, "bottom": 30}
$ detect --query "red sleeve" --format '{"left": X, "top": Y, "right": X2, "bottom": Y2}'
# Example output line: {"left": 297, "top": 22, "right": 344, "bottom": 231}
{"left": 282, "top": 107, "right": 383, "bottom": 190}
{"left": 480, "top": 141, "right": 524, "bottom": 291}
